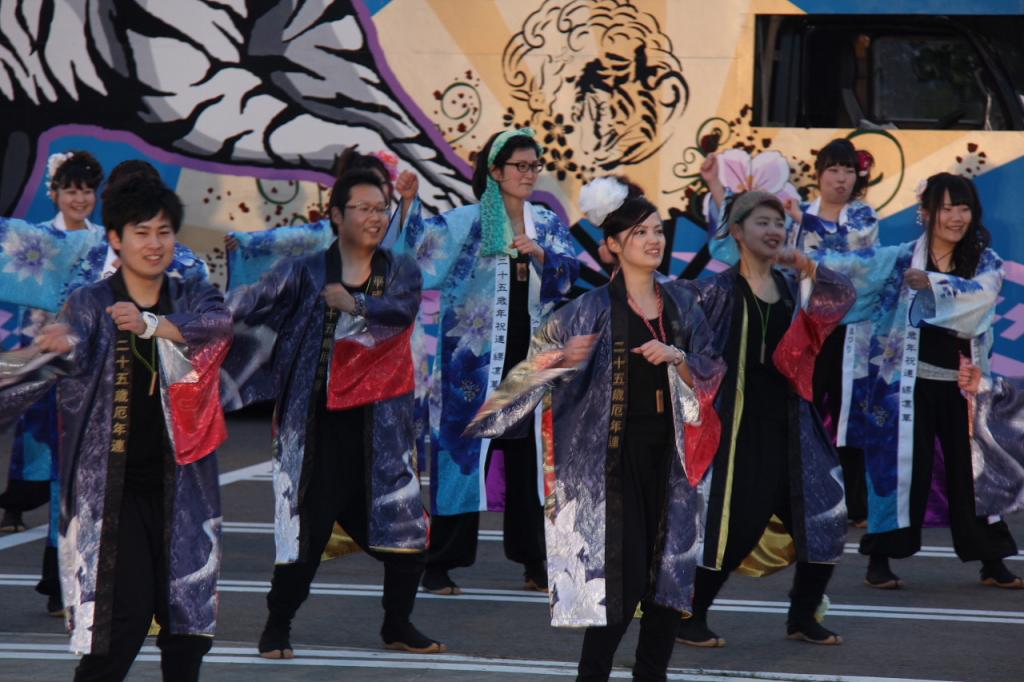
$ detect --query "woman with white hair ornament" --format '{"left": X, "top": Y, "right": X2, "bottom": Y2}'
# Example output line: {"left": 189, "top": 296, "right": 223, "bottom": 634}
{"left": 466, "top": 176, "right": 723, "bottom": 681}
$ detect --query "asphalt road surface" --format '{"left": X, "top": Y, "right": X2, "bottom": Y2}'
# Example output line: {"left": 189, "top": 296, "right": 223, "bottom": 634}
{"left": 1, "top": 409, "right": 1021, "bottom": 681}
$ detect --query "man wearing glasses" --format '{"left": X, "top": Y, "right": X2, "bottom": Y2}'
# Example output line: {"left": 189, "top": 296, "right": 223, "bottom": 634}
{"left": 222, "top": 169, "right": 443, "bottom": 657}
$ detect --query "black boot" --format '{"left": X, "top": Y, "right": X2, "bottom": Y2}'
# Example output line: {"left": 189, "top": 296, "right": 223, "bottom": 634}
{"left": 257, "top": 613, "right": 294, "bottom": 659}
{"left": 523, "top": 560, "right": 548, "bottom": 592}
{"left": 785, "top": 615, "right": 842, "bottom": 645}
{"left": 380, "top": 618, "right": 446, "bottom": 654}
{"left": 421, "top": 566, "right": 461, "bottom": 595}
{"left": 865, "top": 554, "right": 902, "bottom": 589}
{"left": 980, "top": 559, "right": 1023, "bottom": 589}
{"left": 675, "top": 613, "right": 725, "bottom": 648}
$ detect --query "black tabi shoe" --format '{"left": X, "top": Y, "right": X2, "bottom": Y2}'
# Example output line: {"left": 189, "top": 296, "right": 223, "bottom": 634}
{"left": 980, "top": 560, "right": 1024, "bottom": 589}
{"left": 421, "top": 567, "right": 462, "bottom": 595}
{"left": 258, "top": 619, "right": 294, "bottom": 659}
{"left": 675, "top": 614, "right": 725, "bottom": 648}
{"left": 0, "top": 510, "right": 26, "bottom": 533}
{"left": 864, "top": 557, "right": 903, "bottom": 589}
{"left": 786, "top": 617, "right": 843, "bottom": 645}
{"left": 46, "top": 593, "right": 64, "bottom": 617}
{"left": 523, "top": 562, "right": 548, "bottom": 593}
{"left": 381, "top": 620, "right": 447, "bottom": 654}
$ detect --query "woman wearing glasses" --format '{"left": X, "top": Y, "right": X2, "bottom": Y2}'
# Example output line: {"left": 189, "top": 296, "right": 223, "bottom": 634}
{"left": 396, "top": 128, "right": 579, "bottom": 596}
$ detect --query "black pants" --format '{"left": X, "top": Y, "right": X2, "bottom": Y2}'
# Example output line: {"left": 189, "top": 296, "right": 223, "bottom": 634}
{"left": 578, "top": 422, "right": 679, "bottom": 682}
{"left": 694, "top": 411, "right": 834, "bottom": 623}
{"left": 813, "top": 325, "right": 868, "bottom": 521}
{"left": 860, "top": 379, "right": 1018, "bottom": 561}
{"left": 74, "top": 491, "right": 211, "bottom": 681}
{"left": 266, "top": 407, "right": 424, "bottom": 627}
{"left": 35, "top": 544, "right": 59, "bottom": 598}
{"left": 427, "top": 423, "right": 545, "bottom": 572}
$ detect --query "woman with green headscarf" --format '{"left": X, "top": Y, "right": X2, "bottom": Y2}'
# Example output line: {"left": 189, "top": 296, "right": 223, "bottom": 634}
{"left": 395, "top": 128, "right": 579, "bottom": 595}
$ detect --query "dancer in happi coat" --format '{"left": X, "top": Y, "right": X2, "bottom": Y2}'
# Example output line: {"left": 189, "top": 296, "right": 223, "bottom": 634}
{"left": 396, "top": 128, "right": 578, "bottom": 595}
{"left": 0, "top": 175, "right": 231, "bottom": 681}
{"left": 221, "top": 170, "right": 443, "bottom": 657}
{"left": 819, "top": 172, "right": 1021, "bottom": 589}
{"left": 0, "top": 151, "right": 103, "bottom": 617}
{"left": 703, "top": 139, "right": 878, "bottom": 527}
{"left": 467, "top": 176, "right": 722, "bottom": 681}
{"left": 676, "top": 191, "right": 854, "bottom": 648}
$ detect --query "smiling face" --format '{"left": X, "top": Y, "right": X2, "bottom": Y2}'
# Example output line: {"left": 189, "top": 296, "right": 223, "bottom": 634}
{"left": 606, "top": 211, "right": 663, "bottom": 272}
{"left": 107, "top": 210, "right": 176, "bottom": 280}
{"left": 51, "top": 183, "right": 97, "bottom": 229}
{"left": 732, "top": 205, "right": 787, "bottom": 264}
{"left": 925, "top": 190, "right": 973, "bottom": 249}
{"left": 331, "top": 182, "right": 389, "bottom": 251}
{"left": 818, "top": 164, "right": 856, "bottom": 205}
{"left": 491, "top": 147, "right": 541, "bottom": 201}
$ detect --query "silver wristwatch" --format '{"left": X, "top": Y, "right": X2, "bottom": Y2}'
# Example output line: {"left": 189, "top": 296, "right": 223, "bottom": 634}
{"left": 139, "top": 312, "right": 160, "bottom": 339}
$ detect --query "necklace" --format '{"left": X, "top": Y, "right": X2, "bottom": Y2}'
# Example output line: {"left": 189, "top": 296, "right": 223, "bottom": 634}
{"left": 130, "top": 333, "right": 159, "bottom": 396}
{"left": 750, "top": 293, "right": 772, "bottom": 364}
{"left": 930, "top": 248, "right": 954, "bottom": 271}
{"left": 626, "top": 285, "right": 669, "bottom": 414}
{"left": 626, "top": 287, "right": 667, "bottom": 343}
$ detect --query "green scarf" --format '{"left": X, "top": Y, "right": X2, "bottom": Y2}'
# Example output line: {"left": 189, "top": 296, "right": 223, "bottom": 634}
{"left": 480, "top": 127, "right": 542, "bottom": 258}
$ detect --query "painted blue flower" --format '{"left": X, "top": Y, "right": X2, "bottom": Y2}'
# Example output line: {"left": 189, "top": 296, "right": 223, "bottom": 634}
{"left": 446, "top": 292, "right": 493, "bottom": 358}
{"left": 1, "top": 230, "right": 59, "bottom": 284}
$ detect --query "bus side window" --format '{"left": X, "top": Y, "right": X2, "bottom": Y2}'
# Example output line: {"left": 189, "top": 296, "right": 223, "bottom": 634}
{"left": 755, "top": 15, "right": 1023, "bottom": 131}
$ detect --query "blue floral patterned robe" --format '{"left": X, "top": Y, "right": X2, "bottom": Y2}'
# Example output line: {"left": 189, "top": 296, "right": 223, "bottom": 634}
{"left": 221, "top": 246, "right": 428, "bottom": 562}
{"left": 466, "top": 277, "right": 722, "bottom": 626}
{"left": 820, "top": 236, "right": 1004, "bottom": 533}
{"left": 0, "top": 275, "right": 230, "bottom": 655}
{"left": 681, "top": 265, "right": 854, "bottom": 568}
{"left": 395, "top": 202, "right": 579, "bottom": 516}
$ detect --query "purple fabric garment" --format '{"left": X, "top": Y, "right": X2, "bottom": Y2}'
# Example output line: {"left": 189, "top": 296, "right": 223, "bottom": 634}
{"left": 222, "top": 247, "right": 428, "bottom": 562}
{"left": 485, "top": 448, "right": 507, "bottom": 512}
{"left": 0, "top": 275, "right": 229, "bottom": 655}
{"left": 923, "top": 436, "right": 951, "bottom": 528}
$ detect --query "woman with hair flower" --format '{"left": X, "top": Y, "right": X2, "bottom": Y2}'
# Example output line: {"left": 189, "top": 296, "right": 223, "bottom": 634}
{"left": 466, "top": 176, "right": 722, "bottom": 681}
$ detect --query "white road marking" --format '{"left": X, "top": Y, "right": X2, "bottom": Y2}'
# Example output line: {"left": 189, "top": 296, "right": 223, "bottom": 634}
{"left": 0, "top": 643, "right": 961, "bottom": 681}
{"left": 0, "top": 574, "right": 1020, "bottom": 625}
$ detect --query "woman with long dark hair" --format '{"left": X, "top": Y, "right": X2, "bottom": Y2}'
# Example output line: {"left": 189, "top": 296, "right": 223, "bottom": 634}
{"left": 820, "top": 172, "right": 1021, "bottom": 589}
{"left": 466, "top": 176, "right": 721, "bottom": 680}
{"left": 396, "top": 128, "right": 579, "bottom": 595}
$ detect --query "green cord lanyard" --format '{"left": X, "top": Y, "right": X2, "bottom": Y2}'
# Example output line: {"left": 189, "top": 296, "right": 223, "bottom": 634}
{"left": 751, "top": 296, "right": 772, "bottom": 365}
{"left": 130, "top": 333, "right": 159, "bottom": 396}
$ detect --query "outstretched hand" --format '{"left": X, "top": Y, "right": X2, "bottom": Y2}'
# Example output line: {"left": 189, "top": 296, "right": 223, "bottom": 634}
{"left": 904, "top": 268, "right": 930, "bottom": 291}
{"left": 775, "top": 247, "right": 815, "bottom": 279}
{"left": 396, "top": 171, "right": 419, "bottom": 203}
{"left": 35, "top": 323, "right": 74, "bottom": 355}
{"left": 558, "top": 334, "right": 598, "bottom": 368}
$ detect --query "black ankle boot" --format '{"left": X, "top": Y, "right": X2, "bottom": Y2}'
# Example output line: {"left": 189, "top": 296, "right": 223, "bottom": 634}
{"left": 980, "top": 559, "right": 1023, "bottom": 588}
{"left": 786, "top": 614, "right": 842, "bottom": 645}
{"left": 865, "top": 555, "right": 902, "bottom": 589}
{"left": 380, "top": 619, "right": 446, "bottom": 653}
{"left": 258, "top": 615, "right": 293, "bottom": 659}
{"left": 675, "top": 613, "right": 725, "bottom": 647}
